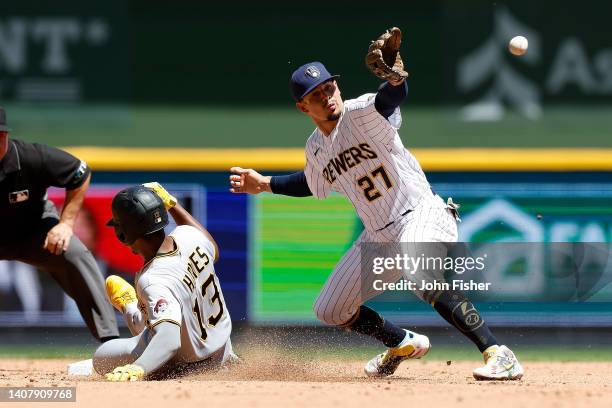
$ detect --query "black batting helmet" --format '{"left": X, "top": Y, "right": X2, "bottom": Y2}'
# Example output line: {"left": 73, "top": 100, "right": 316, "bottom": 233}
{"left": 106, "top": 186, "right": 168, "bottom": 244}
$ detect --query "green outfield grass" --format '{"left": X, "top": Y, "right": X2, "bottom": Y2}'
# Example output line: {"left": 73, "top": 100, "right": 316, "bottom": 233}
{"left": 305, "top": 345, "right": 612, "bottom": 362}
{"left": 5, "top": 105, "right": 612, "bottom": 148}
{"left": 0, "top": 345, "right": 98, "bottom": 359}
{"left": 2, "top": 344, "right": 612, "bottom": 362}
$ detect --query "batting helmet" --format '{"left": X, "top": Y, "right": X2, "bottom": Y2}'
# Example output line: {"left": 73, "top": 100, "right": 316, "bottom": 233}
{"left": 106, "top": 186, "right": 168, "bottom": 244}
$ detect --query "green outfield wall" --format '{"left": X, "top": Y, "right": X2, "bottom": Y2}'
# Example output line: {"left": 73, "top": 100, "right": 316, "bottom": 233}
{"left": 1, "top": 0, "right": 611, "bottom": 105}
{"left": 1, "top": 1, "right": 610, "bottom": 147}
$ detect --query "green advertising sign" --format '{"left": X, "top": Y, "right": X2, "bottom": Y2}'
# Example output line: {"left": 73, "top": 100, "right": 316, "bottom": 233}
{"left": 0, "top": 1, "right": 127, "bottom": 103}
{"left": 250, "top": 183, "right": 612, "bottom": 325}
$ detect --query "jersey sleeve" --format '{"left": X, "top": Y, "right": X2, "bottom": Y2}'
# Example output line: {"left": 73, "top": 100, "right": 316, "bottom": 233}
{"left": 304, "top": 149, "right": 332, "bottom": 200}
{"left": 34, "top": 143, "right": 91, "bottom": 190}
{"left": 374, "top": 81, "right": 406, "bottom": 127}
{"left": 270, "top": 171, "right": 313, "bottom": 197}
{"left": 349, "top": 93, "right": 399, "bottom": 144}
{"left": 139, "top": 282, "right": 182, "bottom": 329}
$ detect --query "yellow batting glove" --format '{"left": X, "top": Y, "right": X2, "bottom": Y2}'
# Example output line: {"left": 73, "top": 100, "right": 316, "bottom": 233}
{"left": 143, "top": 182, "right": 177, "bottom": 210}
{"left": 105, "top": 364, "right": 145, "bottom": 382}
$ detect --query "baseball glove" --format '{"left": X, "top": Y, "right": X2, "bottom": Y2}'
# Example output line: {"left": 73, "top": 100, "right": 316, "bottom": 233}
{"left": 365, "top": 27, "right": 408, "bottom": 83}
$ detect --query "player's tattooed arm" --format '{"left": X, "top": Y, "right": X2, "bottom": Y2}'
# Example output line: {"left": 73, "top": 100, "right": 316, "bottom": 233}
{"left": 169, "top": 203, "right": 219, "bottom": 262}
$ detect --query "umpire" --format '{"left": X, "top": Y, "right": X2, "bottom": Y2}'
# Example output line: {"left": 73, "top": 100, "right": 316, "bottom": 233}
{"left": 0, "top": 107, "right": 118, "bottom": 342}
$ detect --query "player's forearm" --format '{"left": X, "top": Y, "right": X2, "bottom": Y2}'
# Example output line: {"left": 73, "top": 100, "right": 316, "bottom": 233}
{"left": 374, "top": 81, "right": 408, "bottom": 119}
{"left": 133, "top": 322, "right": 181, "bottom": 375}
{"left": 168, "top": 203, "right": 219, "bottom": 260}
{"left": 270, "top": 171, "right": 313, "bottom": 197}
{"left": 255, "top": 175, "right": 273, "bottom": 193}
{"left": 169, "top": 203, "right": 206, "bottom": 231}
{"left": 123, "top": 304, "right": 145, "bottom": 336}
{"left": 59, "top": 173, "right": 90, "bottom": 227}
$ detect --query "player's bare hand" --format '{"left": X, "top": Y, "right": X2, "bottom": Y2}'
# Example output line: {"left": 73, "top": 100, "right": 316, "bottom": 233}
{"left": 229, "top": 167, "right": 272, "bottom": 194}
{"left": 43, "top": 222, "right": 73, "bottom": 255}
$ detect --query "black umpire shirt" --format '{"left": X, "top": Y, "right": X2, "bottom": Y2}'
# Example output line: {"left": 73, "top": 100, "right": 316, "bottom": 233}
{"left": 0, "top": 138, "right": 91, "bottom": 239}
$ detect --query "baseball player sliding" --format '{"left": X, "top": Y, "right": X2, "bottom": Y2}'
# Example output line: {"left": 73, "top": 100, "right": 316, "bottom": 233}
{"left": 230, "top": 28, "right": 523, "bottom": 380}
{"left": 92, "top": 183, "right": 236, "bottom": 381}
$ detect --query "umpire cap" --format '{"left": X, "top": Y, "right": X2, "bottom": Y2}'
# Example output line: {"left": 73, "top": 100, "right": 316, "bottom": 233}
{"left": 107, "top": 186, "right": 168, "bottom": 244}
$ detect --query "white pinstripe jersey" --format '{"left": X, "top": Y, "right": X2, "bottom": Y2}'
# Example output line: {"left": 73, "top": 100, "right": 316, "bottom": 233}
{"left": 135, "top": 225, "right": 231, "bottom": 362}
{"left": 304, "top": 93, "right": 431, "bottom": 232}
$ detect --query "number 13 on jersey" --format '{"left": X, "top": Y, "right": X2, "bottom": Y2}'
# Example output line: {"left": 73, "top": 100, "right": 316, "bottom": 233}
{"left": 192, "top": 273, "right": 224, "bottom": 341}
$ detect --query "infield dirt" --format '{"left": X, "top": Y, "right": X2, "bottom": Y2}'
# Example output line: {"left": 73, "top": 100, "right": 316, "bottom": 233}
{"left": 2, "top": 353, "right": 611, "bottom": 408}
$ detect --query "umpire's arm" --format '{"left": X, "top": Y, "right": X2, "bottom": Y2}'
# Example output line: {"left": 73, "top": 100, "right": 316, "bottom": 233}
{"left": 44, "top": 171, "right": 91, "bottom": 255}
{"left": 38, "top": 143, "right": 92, "bottom": 255}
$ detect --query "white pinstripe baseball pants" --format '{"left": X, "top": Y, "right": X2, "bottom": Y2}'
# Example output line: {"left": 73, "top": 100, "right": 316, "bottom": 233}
{"left": 313, "top": 192, "right": 458, "bottom": 326}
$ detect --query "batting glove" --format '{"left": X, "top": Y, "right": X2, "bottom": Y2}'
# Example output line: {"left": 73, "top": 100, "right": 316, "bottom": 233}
{"left": 105, "top": 364, "right": 145, "bottom": 382}
{"left": 143, "top": 182, "right": 177, "bottom": 210}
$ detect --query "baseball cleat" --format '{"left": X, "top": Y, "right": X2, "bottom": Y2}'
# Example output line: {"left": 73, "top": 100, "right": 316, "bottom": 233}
{"left": 364, "top": 329, "right": 430, "bottom": 378}
{"left": 105, "top": 275, "right": 137, "bottom": 313}
{"left": 473, "top": 345, "right": 524, "bottom": 381}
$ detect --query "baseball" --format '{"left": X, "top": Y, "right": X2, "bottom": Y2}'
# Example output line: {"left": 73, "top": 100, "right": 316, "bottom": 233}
{"left": 509, "top": 36, "right": 528, "bottom": 56}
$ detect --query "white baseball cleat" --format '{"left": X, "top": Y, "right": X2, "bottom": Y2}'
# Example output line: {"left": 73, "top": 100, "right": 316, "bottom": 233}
{"left": 473, "top": 345, "right": 524, "bottom": 381}
{"left": 364, "top": 329, "right": 431, "bottom": 378}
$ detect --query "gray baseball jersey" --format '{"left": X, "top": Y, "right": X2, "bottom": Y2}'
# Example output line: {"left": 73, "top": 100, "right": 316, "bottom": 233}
{"left": 135, "top": 225, "right": 231, "bottom": 362}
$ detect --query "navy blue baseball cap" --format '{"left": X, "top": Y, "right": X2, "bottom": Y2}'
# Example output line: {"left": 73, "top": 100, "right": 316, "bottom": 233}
{"left": 290, "top": 62, "right": 340, "bottom": 101}
{"left": 0, "top": 107, "right": 9, "bottom": 132}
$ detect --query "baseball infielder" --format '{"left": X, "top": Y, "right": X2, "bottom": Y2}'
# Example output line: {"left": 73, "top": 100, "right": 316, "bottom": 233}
{"left": 93, "top": 183, "right": 236, "bottom": 381}
{"left": 229, "top": 28, "right": 523, "bottom": 380}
